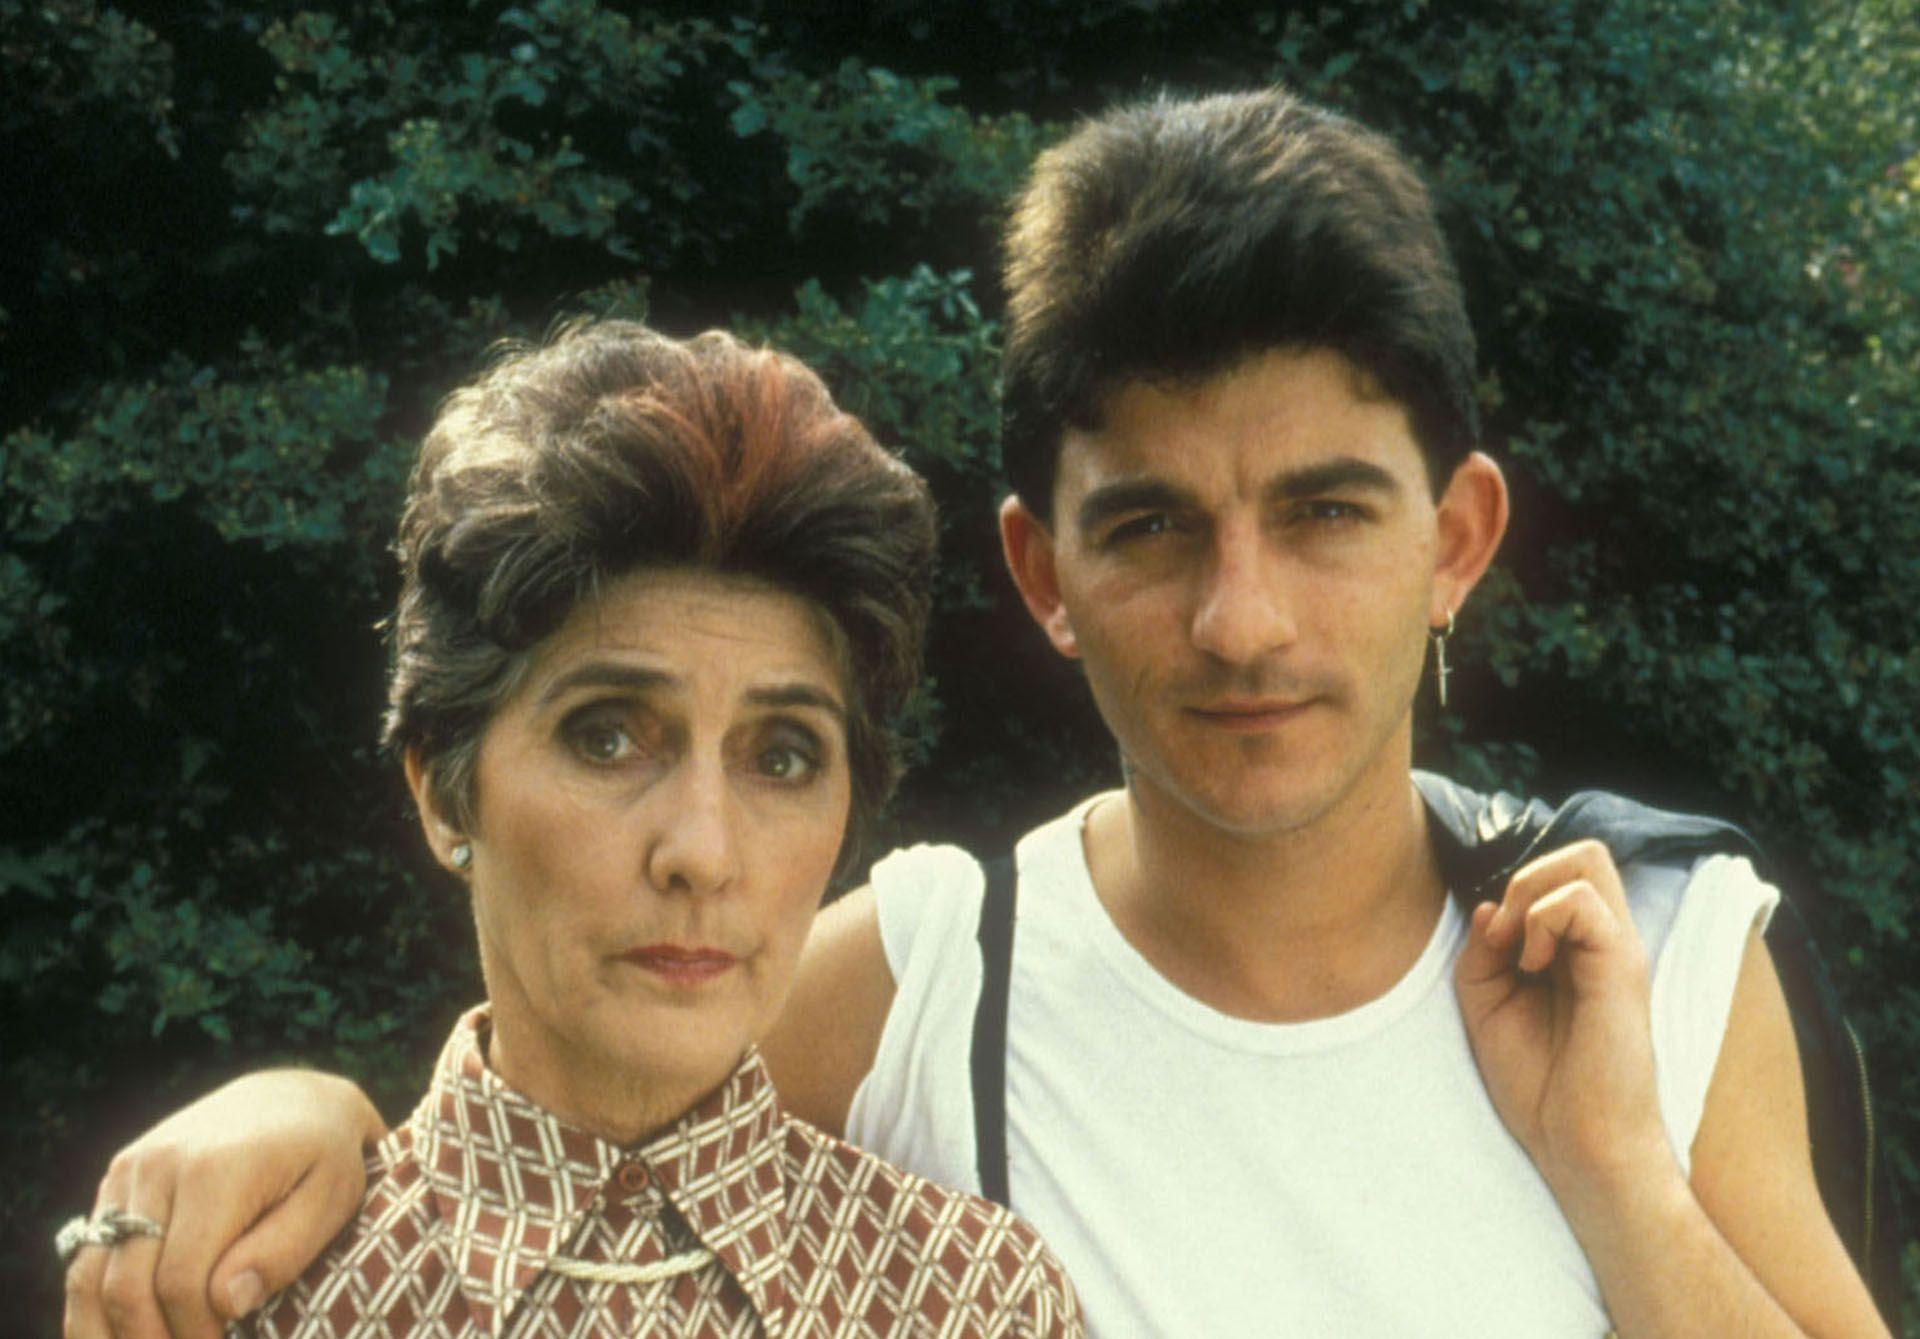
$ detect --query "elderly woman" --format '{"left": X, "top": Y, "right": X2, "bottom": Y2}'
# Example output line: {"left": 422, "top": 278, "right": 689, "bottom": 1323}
{"left": 63, "top": 318, "right": 1082, "bottom": 1337}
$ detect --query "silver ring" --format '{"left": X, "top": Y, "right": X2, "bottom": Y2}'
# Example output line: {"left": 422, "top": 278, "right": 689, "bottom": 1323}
{"left": 55, "top": 1208, "right": 164, "bottom": 1265}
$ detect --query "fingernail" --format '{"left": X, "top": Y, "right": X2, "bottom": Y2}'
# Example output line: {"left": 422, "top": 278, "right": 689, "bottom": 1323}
{"left": 227, "top": 1269, "right": 265, "bottom": 1316}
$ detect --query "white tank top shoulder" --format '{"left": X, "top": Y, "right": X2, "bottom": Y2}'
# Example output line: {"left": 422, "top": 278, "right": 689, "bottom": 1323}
{"left": 845, "top": 792, "right": 1779, "bottom": 1338}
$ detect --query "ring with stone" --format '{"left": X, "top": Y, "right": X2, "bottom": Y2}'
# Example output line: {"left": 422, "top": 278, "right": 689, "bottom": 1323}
{"left": 55, "top": 1208, "right": 165, "bottom": 1265}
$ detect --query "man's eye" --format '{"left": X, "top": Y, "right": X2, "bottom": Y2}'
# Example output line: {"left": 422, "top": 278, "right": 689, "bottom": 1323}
{"left": 1297, "top": 499, "right": 1365, "bottom": 525}
{"left": 1106, "top": 513, "right": 1175, "bottom": 545}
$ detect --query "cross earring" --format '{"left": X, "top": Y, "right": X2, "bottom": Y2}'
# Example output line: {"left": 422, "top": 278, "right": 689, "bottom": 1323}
{"left": 1430, "top": 610, "right": 1455, "bottom": 710}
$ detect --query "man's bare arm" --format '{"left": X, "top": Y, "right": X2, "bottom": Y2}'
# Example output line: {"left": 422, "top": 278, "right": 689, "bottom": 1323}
{"left": 1456, "top": 844, "right": 1888, "bottom": 1338}
{"left": 65, "top": 890, "right": 895, "bottom": 1339}
{"left": 1573, "top": 928, "right": 1886, "bottom": 1336}
{"left": 63, "top": 1069, "right": 385, "bottom": 1339}
{"left": 760, "top": 883, "right": 897, "bottom": 1136}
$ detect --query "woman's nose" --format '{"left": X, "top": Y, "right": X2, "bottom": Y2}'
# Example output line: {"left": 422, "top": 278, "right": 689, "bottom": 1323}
{"left": 1189, "top": 523, "right": 1297, "bottom": 665}
{"left": 643, "top": 759, "right": 740, "bottom": 896}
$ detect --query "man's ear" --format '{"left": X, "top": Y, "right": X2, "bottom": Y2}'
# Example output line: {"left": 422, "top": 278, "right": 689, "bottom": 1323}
{"left": 999, "top": 495, "right": 1080, "bottom": 660}
{"left": 1431, "top": 450, "right": 1510, "bottom": 623}
{"left": 403, "top": 746, "right": 468, "bottom": 875}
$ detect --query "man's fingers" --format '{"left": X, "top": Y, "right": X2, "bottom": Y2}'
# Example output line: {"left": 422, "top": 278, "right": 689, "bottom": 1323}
{"left": 1454, "top": 900, "right": 1510, "bottom": 989}
{"left": 64, "top": 1153, "right": 136, "bottom": 1339}
{"left": 154, "top": 1152, "right": 291, "bottom": 1338}
{"left": 1501, "top": 838, "right": 1630, "bottom": 922}
{"left": 1518, "top": 880, "right": 1621, "bottom": 974}
{"left": 93, "top": 1164, "right": 174, "bottom": 1339}
{"left": 63, "top": 1235, "right": 113, "bottom": 1339}
{"left": 209, "top": 1157, "right": 370, "bottom": 1323}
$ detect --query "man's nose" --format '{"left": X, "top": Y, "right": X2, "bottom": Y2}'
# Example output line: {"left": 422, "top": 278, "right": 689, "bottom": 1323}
{"left": 644, "top": 758, "right": 741, "bottom": 897}
{"left": 1189, "top": 521, "right": 1297, "bottom": 665}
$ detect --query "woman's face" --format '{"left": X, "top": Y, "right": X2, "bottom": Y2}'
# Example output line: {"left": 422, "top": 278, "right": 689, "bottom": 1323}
{"left": 412, "top": 568, "right": 852, "bottom": 1139}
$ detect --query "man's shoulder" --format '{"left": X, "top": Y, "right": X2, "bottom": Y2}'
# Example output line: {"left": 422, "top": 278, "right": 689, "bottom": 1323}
{"left": 870, "top": 791, "right": 1111, "bottom": 890}
{"left": 1415, "top": 769, "right": 1760, "bottom": 896}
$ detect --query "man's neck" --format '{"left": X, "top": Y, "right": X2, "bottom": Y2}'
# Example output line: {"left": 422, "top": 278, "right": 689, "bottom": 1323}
{"left": 1083, "top": 759, "right": 1447, "bottom": 1023}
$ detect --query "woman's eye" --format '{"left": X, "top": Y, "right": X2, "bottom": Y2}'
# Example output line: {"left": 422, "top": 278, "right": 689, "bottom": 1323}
{"left": 756, "top": 743, "right": 820, "bottom": 783}
{"left": 565, "top": 716, "right": 638, "bottom": 764}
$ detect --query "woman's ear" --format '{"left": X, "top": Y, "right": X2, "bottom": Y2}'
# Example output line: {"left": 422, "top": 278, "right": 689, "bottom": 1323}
{"left": 1430, "top": 451, "right": 1510, "bottom": 623}
{"left": 403, "top": 747, "right": 469, "bottom": 875}
{"left": 999, "top": 495, "right": 1080, "bottom": 659}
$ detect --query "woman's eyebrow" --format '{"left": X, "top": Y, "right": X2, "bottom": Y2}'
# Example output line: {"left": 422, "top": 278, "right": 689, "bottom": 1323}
{"left": 536, "top": 664, "right": 846, "bottom": 722}
{"left": 747, "top": 683, "right": 847, "bottom": 721}
{"left": 535, "top": 662, "right": 673, "bottom": 708}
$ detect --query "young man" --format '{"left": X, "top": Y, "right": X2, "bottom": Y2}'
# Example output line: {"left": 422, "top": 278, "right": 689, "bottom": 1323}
{"left": 66, "top": 89, "right": 1885, "bottom": 1338}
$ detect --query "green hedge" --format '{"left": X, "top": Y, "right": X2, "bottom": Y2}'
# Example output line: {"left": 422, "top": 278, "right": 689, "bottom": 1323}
{"left": 5, "top": 0, "right": 1916, "bottom": 1327}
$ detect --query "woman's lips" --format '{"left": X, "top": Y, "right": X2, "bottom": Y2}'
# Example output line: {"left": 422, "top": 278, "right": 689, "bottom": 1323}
{"left": 617, "top": 945, "right": 738, "bottom": 985}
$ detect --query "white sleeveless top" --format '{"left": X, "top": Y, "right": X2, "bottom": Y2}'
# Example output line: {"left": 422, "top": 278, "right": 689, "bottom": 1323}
{"left": 845, "top": 792, "right": 1778, "bottom": 1338}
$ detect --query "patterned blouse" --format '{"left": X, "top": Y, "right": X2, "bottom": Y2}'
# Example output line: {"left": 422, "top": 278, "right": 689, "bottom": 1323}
{"left": 242, "top": 1007, "right": 1082, "bottom": 1338}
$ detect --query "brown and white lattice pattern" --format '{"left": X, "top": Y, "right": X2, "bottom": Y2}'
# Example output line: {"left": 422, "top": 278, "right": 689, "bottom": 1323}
{"left": 239, "top": 1008, "right": 1081, "bottom": 1338}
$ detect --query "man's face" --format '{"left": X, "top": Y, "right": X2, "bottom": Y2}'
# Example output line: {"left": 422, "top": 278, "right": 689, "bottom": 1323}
{"left": 1012, "top": 346, "right": 1495, "bottom": 841}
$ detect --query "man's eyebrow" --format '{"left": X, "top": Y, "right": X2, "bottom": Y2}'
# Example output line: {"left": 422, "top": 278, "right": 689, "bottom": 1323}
{"left": 1269, "top": 457, "right": 1403, "bottom": 501}
{"left": 1075, "top": 479, "right": 1198, "bottom": 535}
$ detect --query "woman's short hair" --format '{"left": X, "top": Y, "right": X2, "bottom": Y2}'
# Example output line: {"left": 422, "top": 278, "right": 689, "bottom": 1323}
{"left": 383, "top": 318, "right": 937, "bottom": 877}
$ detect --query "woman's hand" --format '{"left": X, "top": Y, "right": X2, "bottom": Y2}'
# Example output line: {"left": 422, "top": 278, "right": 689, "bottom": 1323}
{"left": 1452, "top": 839, "right": 1676, "bottom": 1214}
{"left": 63, "top": 1068, "right": 385, "bottom": 1339}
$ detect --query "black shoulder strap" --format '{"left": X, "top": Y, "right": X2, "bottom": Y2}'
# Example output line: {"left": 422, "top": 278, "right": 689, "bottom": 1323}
{"left": 970, "top": 854, "right": 1017, "bottom": 1207}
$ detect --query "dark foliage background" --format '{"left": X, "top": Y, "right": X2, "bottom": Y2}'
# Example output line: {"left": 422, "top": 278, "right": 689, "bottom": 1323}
{"left": 5, "top": 0, "right": 1916, "bottom": 1327}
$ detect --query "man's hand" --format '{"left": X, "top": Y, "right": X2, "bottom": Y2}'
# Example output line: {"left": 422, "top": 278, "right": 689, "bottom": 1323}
{"left": 1452, "top": 839, "right": 1674, "bottom": 1208}
{"left": 63, "top": 1068, "right": 384, "bottom": 1339}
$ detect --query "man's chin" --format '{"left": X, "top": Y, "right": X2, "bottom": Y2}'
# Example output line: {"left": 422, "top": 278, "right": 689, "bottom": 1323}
{"left": 1138, "top": 768, "right": 1342, "bottom": 841}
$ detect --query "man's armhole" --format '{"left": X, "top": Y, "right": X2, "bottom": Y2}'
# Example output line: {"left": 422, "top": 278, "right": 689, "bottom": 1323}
{"left": 1648, "top": 853, "right": 1782, "bottom": 1171}
{"left": 842, "top": 845, "right": 989, "bottom": 1159}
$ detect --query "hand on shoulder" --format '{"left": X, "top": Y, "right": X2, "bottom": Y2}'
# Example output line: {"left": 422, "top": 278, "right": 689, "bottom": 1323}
{"left": 1453, "top": 838, "right": 1672, "bottom": 1202}
{"left": 63, "top": 1067, "right": 383, "bottom": 1339}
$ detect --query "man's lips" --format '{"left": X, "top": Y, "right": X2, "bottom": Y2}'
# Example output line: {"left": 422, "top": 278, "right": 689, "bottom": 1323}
{"left": 617, "top": 944, "right": 739, "bottom": 984}
{"left": 1185, "top": 698, "right": 1316, "bottom": 730}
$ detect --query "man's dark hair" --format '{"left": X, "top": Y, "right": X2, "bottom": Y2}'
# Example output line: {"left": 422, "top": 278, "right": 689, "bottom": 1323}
{"left": 1001, "top": 86, "right": 1479, "bottom": 519}
{"left": 383, "top": 318, "right": 937, "bottom": 877}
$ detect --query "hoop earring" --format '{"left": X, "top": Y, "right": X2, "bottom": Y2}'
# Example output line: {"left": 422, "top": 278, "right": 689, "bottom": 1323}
{"left": 450, "top": 842, "right": 473, "bottom": 871}
{"left": 1430, "top": 610, "right": 1455, "bottom": 710}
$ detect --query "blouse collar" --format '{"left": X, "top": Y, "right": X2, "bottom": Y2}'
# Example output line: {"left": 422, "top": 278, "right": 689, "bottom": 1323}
{"left": 410, "top": 1005, "right": 791, "bottom": 1333}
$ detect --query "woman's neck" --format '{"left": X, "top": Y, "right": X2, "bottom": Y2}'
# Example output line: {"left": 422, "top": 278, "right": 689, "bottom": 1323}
{"left": 482, "top": 1012, "right": 723, "bottom": 1147}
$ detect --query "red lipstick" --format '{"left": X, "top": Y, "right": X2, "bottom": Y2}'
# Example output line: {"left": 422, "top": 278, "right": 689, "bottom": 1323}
{"left": 618, "top": 944, "right": 738, "bottom": 985}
